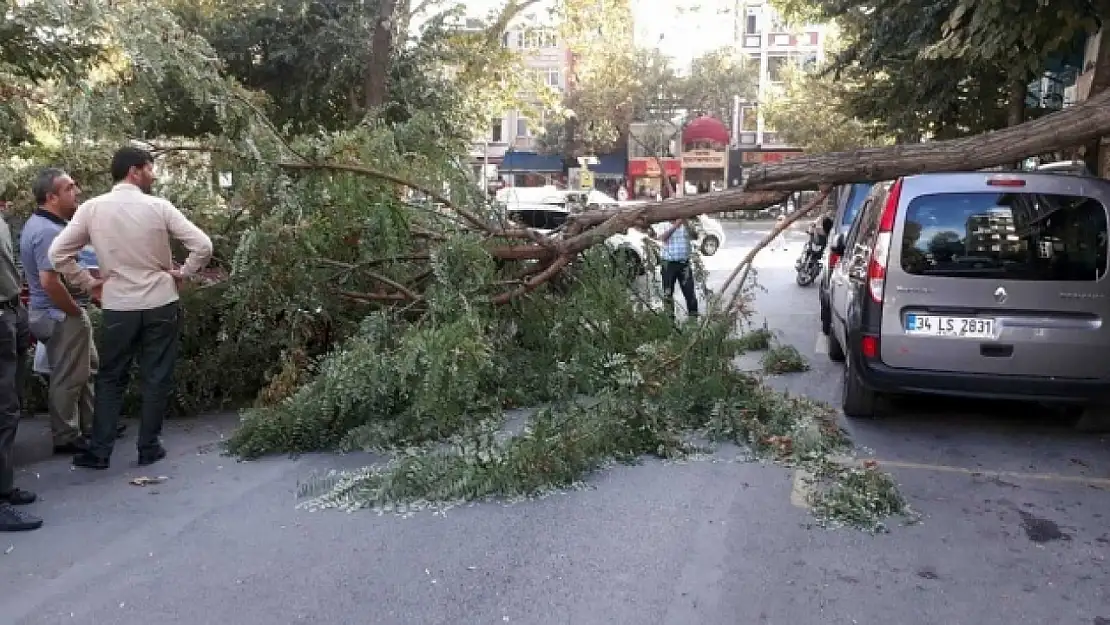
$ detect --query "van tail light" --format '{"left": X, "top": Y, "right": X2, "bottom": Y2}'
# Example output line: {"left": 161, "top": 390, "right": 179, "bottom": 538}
{"left": 867, "top": 178, "right": 902, "bottom": 304}
{"left": 829, "top": 252, "right": 841, "bottom": 269}
{"left": 861, "top": 335, "right": 879, "bottom": 359}
{"left": 987, "top": 177, "right": 1026, "bottom": 187}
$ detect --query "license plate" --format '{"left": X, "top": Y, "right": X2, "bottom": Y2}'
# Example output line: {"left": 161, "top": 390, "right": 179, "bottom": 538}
{"left": 904, "top": 314, "right": 995, "bottom": 338}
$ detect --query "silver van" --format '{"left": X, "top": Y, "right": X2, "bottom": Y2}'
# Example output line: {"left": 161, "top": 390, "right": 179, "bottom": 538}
{"left": 825, "top": 172, "right": 1110, "bottom": 419}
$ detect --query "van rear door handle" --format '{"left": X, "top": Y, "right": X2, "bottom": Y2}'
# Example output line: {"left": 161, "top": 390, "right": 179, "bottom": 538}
{"left": 980, "top": 344, "right": 1013, "bottom": 358}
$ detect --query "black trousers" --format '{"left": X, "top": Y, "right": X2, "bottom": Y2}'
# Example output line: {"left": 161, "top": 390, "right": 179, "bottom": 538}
{"left": 88, "top": 301, "right": 181, "bottom": 459}
{"left": 0, "top": 300, "right": 30, "bottom": 494}
{"left": 661, "top": 260, "right": 698, "bottom": 318}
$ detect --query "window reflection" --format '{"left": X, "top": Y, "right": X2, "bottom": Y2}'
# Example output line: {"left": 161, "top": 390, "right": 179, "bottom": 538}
{"left": 900, "top": 192, "right": 1109, "bottom": 281}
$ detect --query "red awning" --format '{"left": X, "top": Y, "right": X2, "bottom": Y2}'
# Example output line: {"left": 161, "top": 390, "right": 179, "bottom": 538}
{"left": 682, "top": 116, "right": 729, "bottom": 146}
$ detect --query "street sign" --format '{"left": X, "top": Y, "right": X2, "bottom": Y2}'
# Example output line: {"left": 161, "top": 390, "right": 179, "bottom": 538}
{"left": 579, "top": 169, "right": 594, "bottom": 190}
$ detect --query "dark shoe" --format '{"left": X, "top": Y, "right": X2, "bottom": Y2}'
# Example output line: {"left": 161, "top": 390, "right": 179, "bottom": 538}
{"left": 53, "top": 440, "right": 88, "bottom": 455}
{"left": 117, "top": 423, "right": 127, "bottom": 439}
{"left": 0, "top": 503, "right": 42, "bottom": 531}
{"left": 137, "top": 446, "right": 166, "bottom": 467}
{"left": 0, "top": 488, "right": 36, "bottom": 506}
{"left": 72, "top": 451, "right": 110, "bottom": 470}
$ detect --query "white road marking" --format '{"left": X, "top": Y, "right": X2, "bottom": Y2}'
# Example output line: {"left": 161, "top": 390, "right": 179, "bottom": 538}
{"left": 813, "top": 332, "right": 827, "bottom": 355}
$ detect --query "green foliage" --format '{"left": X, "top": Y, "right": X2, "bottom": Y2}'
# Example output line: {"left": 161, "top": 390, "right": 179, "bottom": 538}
{"left": 295, "top": 313, "right": 849, "bottom": 512}
{"left": 772, "top": 0, "right": 1100, "bottom": 141}
{"left": 764, "top": 61, "right": 892, "bottom": 153}
{"left": 735, "top": 325, "right": 772, "bottom": 351}
{"left": 809, "top": 462, "right": 911, "bottom": 532}
{"left": 761, "top": 343, "right": 809, "bottom": 374}
{"left": 227, "top": 249, "right": 677, "bottom": 457}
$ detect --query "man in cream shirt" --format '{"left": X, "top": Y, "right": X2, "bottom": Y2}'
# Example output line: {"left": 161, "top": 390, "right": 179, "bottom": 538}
{"left": 49, "top": 147, "right": 213, "bottom": 470}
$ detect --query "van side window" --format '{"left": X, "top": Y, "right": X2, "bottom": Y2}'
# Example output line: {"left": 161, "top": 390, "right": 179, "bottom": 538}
{"left": 844, "top": 199, "right": 871, "bottom": 251}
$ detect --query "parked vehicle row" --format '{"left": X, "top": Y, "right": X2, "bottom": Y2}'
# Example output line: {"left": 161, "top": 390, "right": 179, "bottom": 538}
{"left": 820, "top": 166, "right": 1110, "bottom": 425}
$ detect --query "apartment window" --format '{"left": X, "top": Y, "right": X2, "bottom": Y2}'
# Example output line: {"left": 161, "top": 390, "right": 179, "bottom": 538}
{"left": 502, "top": 32, "right": 510, "bottom": 47}
{"left": 767, "top": 55, "right": 789, "bottom": 82}
{"left": 517, "top": 118, "right": 529, "bottom": 137}
{"left": 808, "top": 32, "right": 819, "bottom": 45}
{"left": 745, "top": 8, "right": 759, "bottom": 34}
{"left": 546, "top": 68, "right": 562, "bottom": 87}
{"left": 491, "top": 118, "right": 503, "bottom": 142}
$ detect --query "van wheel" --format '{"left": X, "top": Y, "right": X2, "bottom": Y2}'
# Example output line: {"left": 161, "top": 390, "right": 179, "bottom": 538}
{"left": 842, "top": 359, "right": 879, "bottom": 418}
{"left": 827, "top": 331, "right": 845, "bottom": 362}
{"left": 820, "top": 299, "right": 831, "bottom": 336}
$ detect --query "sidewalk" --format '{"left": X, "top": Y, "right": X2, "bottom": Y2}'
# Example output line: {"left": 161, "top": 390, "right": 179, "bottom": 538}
{"left": 13, "top": 415, "right": 60, "bottom": 468}
{"left": 12, "top": 412, "right": 240, "bottom": 469}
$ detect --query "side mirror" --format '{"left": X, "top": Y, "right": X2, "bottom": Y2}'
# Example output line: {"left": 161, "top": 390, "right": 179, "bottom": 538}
{"left": 830, "top": 234, "right": 846, "bottom": 256}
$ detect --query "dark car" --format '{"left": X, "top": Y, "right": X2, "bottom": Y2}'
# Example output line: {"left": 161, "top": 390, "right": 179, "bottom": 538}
{"left": 819, "top": 183, "right": 873, "bottom": 335}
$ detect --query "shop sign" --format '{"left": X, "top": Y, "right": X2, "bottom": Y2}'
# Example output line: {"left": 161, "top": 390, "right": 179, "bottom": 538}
{"left": 628, "top": 158, "right": 681, "bottom": 178}
{"left": 740, "top": 151, "right": 805, "bottom": 164}
{"left": 682, "top": 149, "right": 727, "bottom": 169}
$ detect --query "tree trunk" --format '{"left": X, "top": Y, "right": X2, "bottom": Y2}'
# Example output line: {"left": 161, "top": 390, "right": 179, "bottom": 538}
{"left": 739, "top": 87, "right": 1110, "bottom": 191}
{"left": 1085, "top": 28, "right": 1110, "bottom": 177}
{"left": 364, "top": 0, "right": 400, "bottom": 110}
{"left": 1007, "top": 77, "right": 1026, "bottom": 128}
{"left": 557, "top": 87, "right": 1110, "bottom": 255}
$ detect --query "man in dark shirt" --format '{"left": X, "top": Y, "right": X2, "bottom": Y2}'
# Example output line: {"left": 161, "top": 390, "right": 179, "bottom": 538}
{"left": 0, "top": 202, "right": 41, "bottom": 532}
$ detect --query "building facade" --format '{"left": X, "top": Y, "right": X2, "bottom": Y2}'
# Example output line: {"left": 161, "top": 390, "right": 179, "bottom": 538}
{"left": 467, "top": 20, "right": 573, "bottom": 189}
{"left": 732, "top": 0, "right": 827, "bottom": 151}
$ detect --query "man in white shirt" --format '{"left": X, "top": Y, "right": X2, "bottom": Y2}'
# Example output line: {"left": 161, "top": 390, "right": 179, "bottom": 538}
{"left": 49, "top": 147, "right": 213, "bottom": 470}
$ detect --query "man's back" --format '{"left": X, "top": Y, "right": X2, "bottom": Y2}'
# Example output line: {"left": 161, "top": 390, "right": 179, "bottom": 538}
{"left": 51, "top": 183, "right": 212, "bottom": 311}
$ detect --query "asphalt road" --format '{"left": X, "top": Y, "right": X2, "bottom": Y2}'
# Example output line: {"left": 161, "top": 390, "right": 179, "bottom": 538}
{"left": 3, "top": 221, "right": 1109, "bottom": 625}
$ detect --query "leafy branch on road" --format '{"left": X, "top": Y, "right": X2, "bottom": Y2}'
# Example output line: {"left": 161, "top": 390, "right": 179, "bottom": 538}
{"left": 762, "top": 344, "right": 810, "bottom": 374}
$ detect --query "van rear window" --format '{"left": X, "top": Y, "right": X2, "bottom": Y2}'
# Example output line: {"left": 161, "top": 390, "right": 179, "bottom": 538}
{"left": 900, "top": 192, "right": 1108, "bottom": 281}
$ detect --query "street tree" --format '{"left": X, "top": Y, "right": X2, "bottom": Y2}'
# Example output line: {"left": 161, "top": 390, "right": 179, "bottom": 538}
{"left": 772, "top": 0, "right": 1102, "bottom": 140}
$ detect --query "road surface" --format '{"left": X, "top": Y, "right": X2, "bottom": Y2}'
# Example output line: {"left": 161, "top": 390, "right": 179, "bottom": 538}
{"left": 3, "top": 222, "right": 1109, "bottom": 625}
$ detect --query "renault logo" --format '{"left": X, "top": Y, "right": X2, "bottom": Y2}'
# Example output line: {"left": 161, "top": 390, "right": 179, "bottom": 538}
{"left": 993, "top": 287, "right": 1008, "bottom": 304}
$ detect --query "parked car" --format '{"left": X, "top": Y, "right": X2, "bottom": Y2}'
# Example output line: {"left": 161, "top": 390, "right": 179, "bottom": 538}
{"left": 818, "top": 183, "right": 874, "bottom": 335}
{"left": 1034, "top": 160, "right": 1092, "bottom": 177}
{"left": 824, "top": 171, "right": 1110, "bottom": 420}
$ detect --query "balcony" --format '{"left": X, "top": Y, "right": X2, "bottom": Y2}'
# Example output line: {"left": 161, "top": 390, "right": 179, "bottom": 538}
{"left": 468, "top": 141, "right": 509, "bottom": 160}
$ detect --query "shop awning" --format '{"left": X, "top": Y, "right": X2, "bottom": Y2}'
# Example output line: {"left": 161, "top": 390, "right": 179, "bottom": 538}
{"left": 500, "top": 151, "right": 564, "bottom": 173}
{"left": 588, "top": 153, "right": 628, "bottom": 179}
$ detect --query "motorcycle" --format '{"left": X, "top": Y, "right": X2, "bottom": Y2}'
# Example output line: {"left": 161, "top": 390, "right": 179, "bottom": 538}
{"left": 794, "top": 225, "right": 829, "bottom": 287}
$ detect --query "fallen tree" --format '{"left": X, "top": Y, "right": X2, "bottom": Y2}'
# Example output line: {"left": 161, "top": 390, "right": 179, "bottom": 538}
{"left": 223, "top": 86, "right": 1110, "bottom": 306}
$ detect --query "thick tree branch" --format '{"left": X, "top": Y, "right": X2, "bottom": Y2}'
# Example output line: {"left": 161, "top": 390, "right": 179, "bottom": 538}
{"left": 715, "top": 188, "right": 831, "bottom": 315}
{"left": 491, "top": 255, "right": 572, "bottom": 305}
{"left": 743, "top": 87, "right": 1110, "bottom": 190}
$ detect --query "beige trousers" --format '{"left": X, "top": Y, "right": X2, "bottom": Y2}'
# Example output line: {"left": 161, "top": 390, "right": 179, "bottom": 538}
{"left": 29, "top": 310, "right": 97, "bottom": 445}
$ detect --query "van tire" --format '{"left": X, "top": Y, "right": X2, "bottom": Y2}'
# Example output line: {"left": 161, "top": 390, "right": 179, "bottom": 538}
{"left": 842, "top": 359, "right": 879, "bottom": 418}
{"left": 820, "top": 299, "right": 831, "bottom": 335}
{"left": 827, "top": 331, "right": 845, "bottom": 362}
